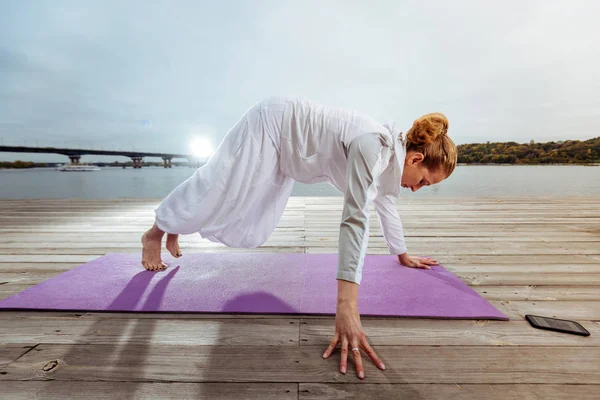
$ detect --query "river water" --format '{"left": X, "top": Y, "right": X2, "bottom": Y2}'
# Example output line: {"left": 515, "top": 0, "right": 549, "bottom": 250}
{"left": 1, "top": 165, "right": 599, "bottom": 199}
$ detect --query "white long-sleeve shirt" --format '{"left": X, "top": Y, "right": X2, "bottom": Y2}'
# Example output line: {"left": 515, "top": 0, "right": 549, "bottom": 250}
{"left": 277, "top": 97, "right": 408, "bottom": 284}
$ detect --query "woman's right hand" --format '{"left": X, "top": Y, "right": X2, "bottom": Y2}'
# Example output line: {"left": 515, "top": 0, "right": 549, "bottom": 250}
{"left": 322, "top": 281, "right": 386, "bottom": 379}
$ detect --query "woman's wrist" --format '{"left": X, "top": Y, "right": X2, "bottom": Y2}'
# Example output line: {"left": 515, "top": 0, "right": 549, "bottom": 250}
{"left": 398, "top": 252, "right": 410, "bottom": 264}
{"left": 336, "top": 279, "right": 359, "bottom": 306}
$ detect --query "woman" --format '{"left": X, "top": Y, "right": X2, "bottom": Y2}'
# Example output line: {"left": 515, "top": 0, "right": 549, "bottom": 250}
{"left": 141, "top": 96, "right": 457, "bottom": 379}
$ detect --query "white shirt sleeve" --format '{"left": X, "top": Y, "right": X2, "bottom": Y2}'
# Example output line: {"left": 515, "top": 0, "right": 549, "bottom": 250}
{"left": 373, "top": 163, "right": 407, "bottom": 255}
{"left": 373, "top": 191, "right": 407, "bottom": 255}
{"left": 337, "top": 133, "right": 390, "bottom": 285}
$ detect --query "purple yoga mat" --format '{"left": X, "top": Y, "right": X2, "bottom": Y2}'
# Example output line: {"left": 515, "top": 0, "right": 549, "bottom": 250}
{"left": 0, "top": 253, "right": 508, "bottom": 320}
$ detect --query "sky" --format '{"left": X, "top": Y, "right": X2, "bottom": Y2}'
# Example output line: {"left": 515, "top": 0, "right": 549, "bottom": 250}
{"left": 1, "top": 0, "right": 599, "bottom": 162}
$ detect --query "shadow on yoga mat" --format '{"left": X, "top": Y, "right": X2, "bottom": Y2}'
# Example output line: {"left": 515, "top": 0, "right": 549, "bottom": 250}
{"left": 0, "top": 253, "right": 508, "bottom": 320}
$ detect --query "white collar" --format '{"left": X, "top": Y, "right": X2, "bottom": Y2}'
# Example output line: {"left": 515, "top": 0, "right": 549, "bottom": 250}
{"left": 383, "top": 120, "right": 407, "bottom": 156}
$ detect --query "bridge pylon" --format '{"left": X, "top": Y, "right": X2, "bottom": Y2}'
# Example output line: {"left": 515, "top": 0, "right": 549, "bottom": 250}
{"left": 131, "top": 157, "right": 144, "bottom": 169}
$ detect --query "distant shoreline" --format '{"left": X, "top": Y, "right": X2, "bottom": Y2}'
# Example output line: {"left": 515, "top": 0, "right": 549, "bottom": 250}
{"left": 456, "top": 163, "right": 599, "bottom": 166}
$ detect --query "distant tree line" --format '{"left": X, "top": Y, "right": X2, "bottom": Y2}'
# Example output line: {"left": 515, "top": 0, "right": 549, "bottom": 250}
{"left": 0, "top": 161, "right": 38, "bottom": 169}
{"left": 458, "top": 137, "right": 600, "bottom": 164}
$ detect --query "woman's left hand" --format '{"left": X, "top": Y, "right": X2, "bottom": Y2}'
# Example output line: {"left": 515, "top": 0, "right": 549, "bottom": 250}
{"left": 397, "top": 254, "right": 439, "bottom": 270}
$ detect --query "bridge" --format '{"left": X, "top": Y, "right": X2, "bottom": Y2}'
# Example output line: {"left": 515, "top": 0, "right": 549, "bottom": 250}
{"left": 0, "top": 146, "right": 198, "bottom": 168}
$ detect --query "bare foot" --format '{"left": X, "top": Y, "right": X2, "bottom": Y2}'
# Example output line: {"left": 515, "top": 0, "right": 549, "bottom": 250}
{"left": 166, "top": 233, "right": 182, "bottom": 258}
{"left": 141, "top": 230, "right": 167, "bottom": 271}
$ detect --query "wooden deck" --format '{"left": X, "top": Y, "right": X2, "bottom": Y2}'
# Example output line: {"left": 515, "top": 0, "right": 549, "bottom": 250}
{"left": 0, "top": 196, "right": 599, "bottom": 399}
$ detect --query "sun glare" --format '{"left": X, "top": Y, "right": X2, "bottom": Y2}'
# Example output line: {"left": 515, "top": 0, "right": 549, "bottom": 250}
{"left": 190, "top": 138, "right": 213, "bottom": 158}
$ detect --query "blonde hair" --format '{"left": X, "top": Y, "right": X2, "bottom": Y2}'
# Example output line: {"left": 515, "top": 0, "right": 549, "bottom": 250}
{"left": 405, "top": 112, "right": 457, "bottom": 177}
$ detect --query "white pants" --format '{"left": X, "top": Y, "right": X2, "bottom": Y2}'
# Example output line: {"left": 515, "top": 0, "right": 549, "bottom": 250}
{"left": 154, "top": 99, "right": 294, "bottom": 247}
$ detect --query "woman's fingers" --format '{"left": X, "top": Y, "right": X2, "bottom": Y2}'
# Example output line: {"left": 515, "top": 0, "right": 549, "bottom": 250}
{"left": 327, "top": 334, "right": 386, "bottom": 379}
{"left": 361, "top": 338, "right": 385, "bottom": 370}
{"left": 415, "top": 257, "right": 438, "bottom": 269}
{"left": 322, "top": 334, "right": 339, "bottom": 359}
{"left": 340, "top": 337, "right": 349, "bottom": 374}
{"left": 351, "top": 344, "right": 365, "bottom": 379}
{"left": 414, "top": 261, "right": 430, "bottom": 269}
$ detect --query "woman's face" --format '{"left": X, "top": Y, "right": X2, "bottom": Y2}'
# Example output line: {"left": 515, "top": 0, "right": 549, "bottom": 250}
{"left": 401, "top": 152, "right": 447, "bottom": 192}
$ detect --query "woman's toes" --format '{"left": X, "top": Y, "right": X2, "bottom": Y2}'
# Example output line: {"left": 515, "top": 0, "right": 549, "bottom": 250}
{"left": 167, "top": 245, "right": 182, "bottom": 258}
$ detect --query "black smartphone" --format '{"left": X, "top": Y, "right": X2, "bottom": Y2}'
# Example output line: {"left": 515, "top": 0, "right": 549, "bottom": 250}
{"left": 525, "top": 315, "right": 590, "bottom": 337}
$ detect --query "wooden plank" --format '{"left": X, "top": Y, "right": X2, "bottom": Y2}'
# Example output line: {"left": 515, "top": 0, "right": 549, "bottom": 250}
{"left": 446, "top": 264, "right": 600, "bottom": 273}
{"left": 0, "top": 230, "right": 596, "bottom": 241}
{"left": 4, "top": 232, "right": 305, "bottom": 242}
{"left": 0, "top": 216, "right": 303, "bottom": 225}
{"left": 0, "top": 272, "right": 66, "bottom": 285}
{"left": 0, "top": 382, "right": 298, "bottom": 400}
{"left": 307, "top": 234, "right": 600, "bottom": 242}
{"left": 0, "top": 241, "right": 311, "bottom": 251}
{"left": 5, "top": 211, "right": 600, "bottom": 219}
{"left": 472, "top": 285, "right": 600, "bottom": 301}
{"left": 0, "top": 344, "right": 36, "bottom": 367}
{"left": 4, "top": 199, "right": 598, "bottom": 211}
{"left": 0, "top": 249, "right": 333, "bottom": 263}
{"left": 0, "top": 284, "right": 31, "bottom": 300}
{"left": 0, "top": 311, "right": 85, "bottom": 320}
{"left": 1, "top": 344, "right": 599, "bottom": 383}
{"left": 457, "top": 273, "right": 600, "bottom": 286}
{"left": 0, "top": 255, "right": 98, "bottom": 263}
{"left": 492, "top": 300, "right": 600, "bottom": 320}
{"left": 299, "top": 319, "right": 600, "bottom": 346}
{"left": 0, "top": 317, "right": 300, "bottom": 345}
{"left": 307, "top": 247, "right": 600, "bottom": 258}
{"left": 1, "top": 244, "right": 598, "bottom": 255}
{"left": 5, "top": 236, "right": 600, "bottom": 246}
{"left": 441, "top": 254, "right": 600, "bottom": 264}
{"left": 2, "top": 224, "right": 598, "bottom": 234}
{"left": 0, "top": 198, "right": 594, "bottom": 207}
{"left": 0, "top": 263, "right": 81, "bottom": 273}
{"left": 299, "top": 383, "right": 600, "bottom": 400}
{"left": 303, "top": 220, "right": 600, "bottom": 226}
{"left": 2, "top": 215, "right": 600, "bottom": 223}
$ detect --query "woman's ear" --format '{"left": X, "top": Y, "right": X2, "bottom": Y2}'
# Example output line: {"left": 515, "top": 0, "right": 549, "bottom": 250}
{"left": 408, "top": 152, "right": 425, "bottom": 165}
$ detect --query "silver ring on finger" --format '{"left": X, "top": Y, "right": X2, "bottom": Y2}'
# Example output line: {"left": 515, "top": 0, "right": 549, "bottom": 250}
{"left": 351, "top": 347, "right": 360, "bottom": 353}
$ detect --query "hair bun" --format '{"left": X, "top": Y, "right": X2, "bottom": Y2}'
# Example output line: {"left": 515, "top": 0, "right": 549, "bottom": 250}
{"left": 406, "top": 113, "right": 449, "bottom": 146}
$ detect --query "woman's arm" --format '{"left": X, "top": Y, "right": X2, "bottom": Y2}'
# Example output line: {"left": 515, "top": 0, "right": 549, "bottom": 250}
{"left": 324, "top": 133, "right": 388, "bottom": 379}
